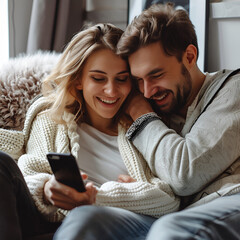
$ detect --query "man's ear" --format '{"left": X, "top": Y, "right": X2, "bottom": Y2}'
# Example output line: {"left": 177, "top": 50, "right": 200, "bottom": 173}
{"left": 183, "top": 44, "right": 197, "bottom": 68}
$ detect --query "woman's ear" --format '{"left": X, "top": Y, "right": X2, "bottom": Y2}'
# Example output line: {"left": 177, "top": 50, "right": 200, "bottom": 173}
{"left": 183, "top": 44, "right": 197, "bottom": 68}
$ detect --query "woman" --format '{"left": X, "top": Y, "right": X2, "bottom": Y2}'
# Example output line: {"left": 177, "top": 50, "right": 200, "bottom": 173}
{"left": 0, "top": 23, "right": 179, "bottom": 240}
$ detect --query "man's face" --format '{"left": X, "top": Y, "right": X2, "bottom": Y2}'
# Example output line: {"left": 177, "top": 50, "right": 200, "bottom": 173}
{"left": 128, "top": 42, "right": 192, "bottom": 115}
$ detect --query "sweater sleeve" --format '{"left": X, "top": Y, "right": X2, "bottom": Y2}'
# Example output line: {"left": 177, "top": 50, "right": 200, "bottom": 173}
{"left": 129, "top": 74, "right": 240, "bottom": 196}
{"left": 0, "top": 128, "right": 24, "bottom": 160}
{"left": 96, "top": 180, "right": 179, "bottom": 218}
{"left": 18, "top": 111, "right": 70, "bottom": 222}
{"left": 95, "top": 126, "right": 180, "bottom": 218}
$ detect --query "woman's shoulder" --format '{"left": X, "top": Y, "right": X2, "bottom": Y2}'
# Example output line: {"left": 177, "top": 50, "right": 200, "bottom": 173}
{"left": 26, "top": 96, "right": 52, "bottom": 121}
{"left": 28, "top": 95, "right": 50, "bottom": 113}
{"left": 23, "top": 96, "right": 55, "bottom": 135}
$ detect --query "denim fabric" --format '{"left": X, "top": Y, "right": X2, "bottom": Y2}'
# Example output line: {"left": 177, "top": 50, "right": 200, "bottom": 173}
{"left": 53, "top": 205, "right": 156, "bottom": 240}
{"left": 146, "top": 193, "right": 240, "bottom": 240}
{"left": 0, "top": 151, "right": 59, "bottom": 240}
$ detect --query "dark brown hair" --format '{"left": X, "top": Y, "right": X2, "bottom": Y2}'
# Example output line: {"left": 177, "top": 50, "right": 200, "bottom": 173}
{"left": 117, "top": 3, "right": 198, "bottom": 62}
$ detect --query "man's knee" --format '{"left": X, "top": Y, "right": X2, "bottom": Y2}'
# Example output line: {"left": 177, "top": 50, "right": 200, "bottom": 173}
{"left": 151, "top": 213, "right": 179, "bottom": 229}
{"left": 68, "top": 205, "right": 109, "bottom": 224}
{"left": 54, "top": 206, "right": 123, "bottom": 240}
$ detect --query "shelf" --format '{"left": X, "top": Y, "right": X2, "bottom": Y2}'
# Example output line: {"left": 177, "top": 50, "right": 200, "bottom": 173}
{"left": 210, "top": 1, "right": 240, "bottom": 19}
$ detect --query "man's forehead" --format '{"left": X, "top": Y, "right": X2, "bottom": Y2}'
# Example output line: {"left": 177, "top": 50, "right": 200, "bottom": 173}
{"left": 129, "top": 44, "right": 164, "bottom": 77}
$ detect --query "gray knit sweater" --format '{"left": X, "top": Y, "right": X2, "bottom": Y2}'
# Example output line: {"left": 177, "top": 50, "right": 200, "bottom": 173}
{"left": 128, "top": 69, "right": 240, "bottom": 208}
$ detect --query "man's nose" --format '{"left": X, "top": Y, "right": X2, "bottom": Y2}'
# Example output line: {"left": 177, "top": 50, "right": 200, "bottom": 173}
{"left": 142, "top": 81, "right": 154, "bottom": 98}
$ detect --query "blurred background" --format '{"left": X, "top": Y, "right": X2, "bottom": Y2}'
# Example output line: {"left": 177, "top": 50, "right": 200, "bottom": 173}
{"left": 0, "top": 0, "right": 240, "bottom": 72}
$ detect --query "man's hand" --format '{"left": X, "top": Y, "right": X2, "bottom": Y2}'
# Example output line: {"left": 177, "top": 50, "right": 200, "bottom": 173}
{"left": 126, "top": 91, "right": 153, "bottom": 121}
{"left": 118, "top": 174, "right": 136, "bottom": 183}
{"left": 44, "top": 175, "right": 97, "bottom": 210}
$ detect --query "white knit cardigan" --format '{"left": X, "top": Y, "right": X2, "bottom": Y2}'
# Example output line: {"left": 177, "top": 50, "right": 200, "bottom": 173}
{"left": 1, "top": 97, "right": 180, "bottom": 222}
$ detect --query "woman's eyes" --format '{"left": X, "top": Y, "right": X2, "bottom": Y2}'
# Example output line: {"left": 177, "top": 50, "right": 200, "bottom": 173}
{"left": 92, "top": 76, "right": 105, "bottom": 82}
{"left": 91, "top": 76, "right": 129, "bottom": 82}
{"left": 115, "top": 76, "right": 129, "bottom": 82}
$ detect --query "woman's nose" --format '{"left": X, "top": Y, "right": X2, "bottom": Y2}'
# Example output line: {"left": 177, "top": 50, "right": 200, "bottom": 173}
{"left": 104, "top": 81, "right": 117, "bottom": 96}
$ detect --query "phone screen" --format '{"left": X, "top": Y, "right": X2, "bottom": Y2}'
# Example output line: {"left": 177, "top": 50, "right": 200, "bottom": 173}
{"left": 47, "top": 153, "right": 86, "bottom": 192}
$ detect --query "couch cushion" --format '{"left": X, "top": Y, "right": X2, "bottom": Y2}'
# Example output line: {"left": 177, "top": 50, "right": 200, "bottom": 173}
{"left": 0, "top": 51, "right": 60, "bottom": 131}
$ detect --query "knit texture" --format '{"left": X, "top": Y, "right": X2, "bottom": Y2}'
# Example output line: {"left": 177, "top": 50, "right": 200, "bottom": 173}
{"left": 0, "top": 128, "right": 24, "bottom": 159}
{"left": 15, "top": 97, "right": 180, "bottom": 222}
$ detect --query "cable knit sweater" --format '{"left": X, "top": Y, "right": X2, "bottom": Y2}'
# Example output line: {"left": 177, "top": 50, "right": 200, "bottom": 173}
{"left": 1, "top": 97, "right": 179, "bottom": 222}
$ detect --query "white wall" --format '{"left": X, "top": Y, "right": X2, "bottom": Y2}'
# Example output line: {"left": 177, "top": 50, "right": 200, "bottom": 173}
{"left": 0, "top": 0, "right": 9, "bottom": 64}
{"left": 128, "top": 0, "right": 145, "bottom": 23}
{"left": 207, "top": 0, "right": 240, "bottom": 72}
{"left": 189, "top": 0, "right": 208, "bottom": 72}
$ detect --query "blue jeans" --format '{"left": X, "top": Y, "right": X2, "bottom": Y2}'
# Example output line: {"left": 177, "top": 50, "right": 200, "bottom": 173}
{"left": 146, "top": 193, "right": 240, "bottom": 240}
{"left": 53, "top": 205, "right": 156, "bottom": 240}
{"left": 0, "top": 151, "right": 59, "bottom": 240}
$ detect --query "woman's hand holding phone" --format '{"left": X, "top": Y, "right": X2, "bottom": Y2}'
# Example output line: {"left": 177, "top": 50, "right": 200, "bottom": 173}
{"left": 44, "top": 175, "right": 97, "bottom": 210}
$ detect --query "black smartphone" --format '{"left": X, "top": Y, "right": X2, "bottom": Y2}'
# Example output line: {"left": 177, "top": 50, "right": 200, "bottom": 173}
{"left": 47, "top": 152, "right": 86, "bottom": 192}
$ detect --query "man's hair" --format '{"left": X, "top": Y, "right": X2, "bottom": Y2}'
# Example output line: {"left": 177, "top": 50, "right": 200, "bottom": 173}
{"left": 117, "top": 3, "right": 198, "bottom": 61}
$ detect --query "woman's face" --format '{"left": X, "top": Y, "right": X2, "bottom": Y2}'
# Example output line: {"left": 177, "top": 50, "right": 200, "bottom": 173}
{"left": 78, "top": 48, "right": 131, "bottom": 127}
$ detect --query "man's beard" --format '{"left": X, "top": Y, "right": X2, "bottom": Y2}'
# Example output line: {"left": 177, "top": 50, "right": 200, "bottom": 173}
{"left": 150, "top": 64, "right": 192, "bottom": 116}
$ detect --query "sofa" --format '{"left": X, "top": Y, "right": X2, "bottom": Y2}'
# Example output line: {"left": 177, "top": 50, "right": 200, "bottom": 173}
{"left": 0, "top": 51, "right": 60, "bottom": 240}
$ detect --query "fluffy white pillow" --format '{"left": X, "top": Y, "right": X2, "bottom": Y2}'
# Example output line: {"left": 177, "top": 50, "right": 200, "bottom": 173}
{"left": 0, "top": 51, "right": 60, "bottom": 130}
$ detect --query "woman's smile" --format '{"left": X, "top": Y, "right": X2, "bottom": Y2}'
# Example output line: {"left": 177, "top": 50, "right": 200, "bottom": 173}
{"left": 97, "top": 97, "right": 120, "bottom": 105}
{"left": 78, "top": 48, "right": 131, "bottom": 129}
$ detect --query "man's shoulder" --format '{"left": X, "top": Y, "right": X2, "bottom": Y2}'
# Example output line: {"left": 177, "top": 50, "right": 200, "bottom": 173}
{"left": 204, "top": 69, "right": 240, "bottom": 96}
{"left": 197, "top": 68, "right": 240, "bottom": 115}
{"left": 202, "top": 69, "right": 240, "bottom": 108}
{"left": 210, "top": 69, "right": 240, "bottom": 83}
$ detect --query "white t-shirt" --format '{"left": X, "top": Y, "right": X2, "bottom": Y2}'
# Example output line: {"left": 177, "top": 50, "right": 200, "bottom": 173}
{"left": 77, "top": 123, "right": 128, "bottom": 187}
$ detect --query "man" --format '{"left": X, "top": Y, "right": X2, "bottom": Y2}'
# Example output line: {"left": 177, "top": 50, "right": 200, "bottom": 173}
{"left": 53, "top": 3, "right": 240, "bottom": 240}
{"left": 116, "top": 2, "right": 240, "bottom": 239}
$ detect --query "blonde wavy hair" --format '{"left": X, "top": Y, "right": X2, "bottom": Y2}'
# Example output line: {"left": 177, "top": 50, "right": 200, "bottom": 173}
{"left": 42, "top": 23, "right": 128, "bottom": 125}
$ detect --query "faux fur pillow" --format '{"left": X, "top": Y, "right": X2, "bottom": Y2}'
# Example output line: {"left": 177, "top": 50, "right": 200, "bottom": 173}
{"left": 0, "top": 51, "right": 60, "bottom": 130}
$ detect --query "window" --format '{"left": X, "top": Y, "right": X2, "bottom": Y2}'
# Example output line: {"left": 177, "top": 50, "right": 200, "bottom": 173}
{"left": 0, "top": 0, "right": 9, "bottom": 64}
